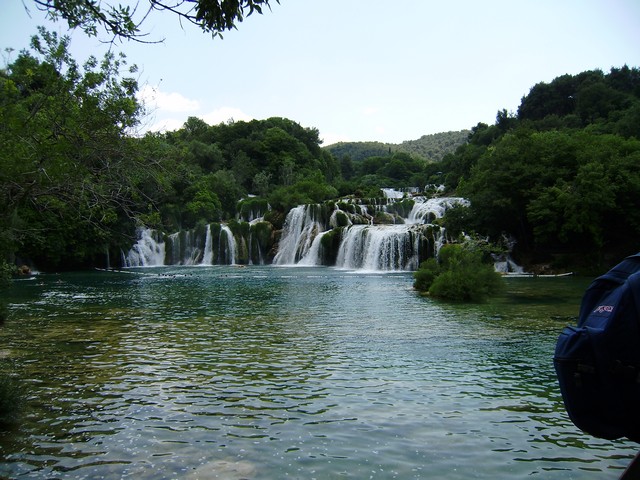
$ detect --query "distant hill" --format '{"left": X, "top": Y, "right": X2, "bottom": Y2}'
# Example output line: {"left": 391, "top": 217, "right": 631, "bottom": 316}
{"left": 324, "top": 130, "right": 470, "bottom": 162}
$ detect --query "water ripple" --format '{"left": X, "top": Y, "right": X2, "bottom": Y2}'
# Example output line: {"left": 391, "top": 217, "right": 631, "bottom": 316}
{"left": 0, "top": 268, "right": 636, "bottom": 479}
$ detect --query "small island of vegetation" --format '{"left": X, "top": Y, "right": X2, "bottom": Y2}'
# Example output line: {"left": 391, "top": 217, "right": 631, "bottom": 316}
{"left": 413, "top": 244, "right": 505, "bottom": 302}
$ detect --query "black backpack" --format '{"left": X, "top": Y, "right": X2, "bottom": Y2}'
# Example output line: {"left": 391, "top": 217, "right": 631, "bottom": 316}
{"left": 554, "top": 253, "right": 640, "bottom": 442}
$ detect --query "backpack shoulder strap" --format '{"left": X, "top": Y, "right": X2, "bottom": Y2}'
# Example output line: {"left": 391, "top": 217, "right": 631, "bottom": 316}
{"left": 578, "top": 254, "right": 640, "bottom": 325}
{"left": 627, "top": 271, "right": 640, "bottom": 315}
{"left": 601, "top": 254, "right": 640, "bottom": 283}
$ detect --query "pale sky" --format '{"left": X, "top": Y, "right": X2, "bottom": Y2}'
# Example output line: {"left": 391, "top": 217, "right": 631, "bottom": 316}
{"left": 2, "top": 1, "right": 639, "bottom": 145}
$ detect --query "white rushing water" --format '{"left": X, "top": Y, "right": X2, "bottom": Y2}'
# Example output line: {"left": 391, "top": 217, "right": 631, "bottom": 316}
{"left": 169, "top": 230, "right": 202, "bottom": 265}
{"left": 123, "top": 196, "right": 469, "bottom": 271}
{"left": 219, "top": 225, "right": 237, "bottom": 265}
{"left": 272, "top": 205, "right": 323, "bottom": 265}
{"left": 274, "top": 196, "right": 465, "bottom": 271}
{"left": 124, "top": 224, "right": 241, "bottom": 267}
{"left": 122, "top": 228, "right": 166, "bottom": 267}
{"left": 407, "top": 197, "right": 469, "bottom": 224}
{"left": 335, "top": 224, "right": 422, "bottom": 271}
{"left": 201, "top": 224, "right": 213, "bottom": 265}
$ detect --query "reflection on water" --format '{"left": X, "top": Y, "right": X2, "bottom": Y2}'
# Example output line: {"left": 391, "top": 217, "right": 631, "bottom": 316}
{"left": 0, "top": 267, "right": 636, "bottom": 479}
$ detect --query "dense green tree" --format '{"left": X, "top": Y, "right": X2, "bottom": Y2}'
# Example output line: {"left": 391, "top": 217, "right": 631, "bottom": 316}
{"left": 0, "top": 28, "right": 159, "bottom": 269}
{"left": 381, "top": 159, "right": 410, "bottom": 182}
{"left": 517, "top": 67, "right": 640, "bottom": 135}
{"left": 187, "top": 140, "right": 225, "bottom": 171}
{"left": 340, "top": 155, "right": 355, "bottom": 180}
{"left": 459, "top": 129, "right": 640, "bottom": 261}
{"left": 518, "top": 73, "right": 580, "bottom": 121}
{"left": 268, "top": 175, "right": 338, "bottom": 212}
{"left": 122, "top": 114, "right": 331, "bottom": 234}
{"left": 251, "top": 171, "right": 272, "bottom": 197}
{"left": 418, "top": 66, "right": 640, "bottom": 267}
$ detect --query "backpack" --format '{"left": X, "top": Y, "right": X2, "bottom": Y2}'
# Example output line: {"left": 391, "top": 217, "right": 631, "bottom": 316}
{"left": 554, "top": 253, "right": 640, "bottom": 442}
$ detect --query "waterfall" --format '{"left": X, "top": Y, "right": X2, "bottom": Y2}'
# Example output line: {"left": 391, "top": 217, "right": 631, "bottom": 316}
{"left": 335, "top": 225, "right": 421, "bottom": 271}
{"left": 273, "top": 205, "right": 323, "bottom": 265}
{"left": 123, "top": 223, "right": 243, "bottom": 267}
{"left": 168, "top": 230, "right": 204, "bottom": 265}
{"left": 272, "top": 196, "right": 464, "bottom": 271}
{"left": 122, "top": 228, "right": 166, "bottom": 267}
{"left": 297, "top": 231, "right": 328, "bottom": 266}
{"left": 220, "top": 225, "right": 237, "bottom": 265}
{"left": 248, "top": 232, "right": 263, "bottom": 265}
{"left": 407, "top": 197, "right": 469, "bottom": 224}
{"left": 201, "top": 225, "right": 213, "bottom": 265}
{"left": 123, "top": 196, "right": 464, "bottom": 271}
{"left": 382, "top": 188, "right": 406, "bottom": 199}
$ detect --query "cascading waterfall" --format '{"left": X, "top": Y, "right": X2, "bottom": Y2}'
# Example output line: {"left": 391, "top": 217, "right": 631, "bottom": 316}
{"left": 123, "top": 223, "right": 248, "bottom": 267}
{"left": 273, "top": 205, "right": 324, "bottom": 265}
{"left": 381, "top": 188, "right": 406, "bottom": 199}
{"left": 335, "top": 225, "right": 421, "bottom": 271}
{"left": 122, "top": 193, "right": 469, "bottom": 271}
{"left": 122, "top": 228, "right": 166, "bottom": 267}
{"left": 274, "top": 195, "right": 466, "bottom": 271}
{"left": 219, "top": 225, "right": 237, "bottom": 265}
{"left": 297, "top": 231, "right": 329, "bottom": 266}
{"left": 169, "top": 230, "right": 203, "bottom": 265}
{"left": 407, "top": 197, "right": 469, "bottom": 224}
{"left": 201, "top": 225, "right": 213, "bottom": 265}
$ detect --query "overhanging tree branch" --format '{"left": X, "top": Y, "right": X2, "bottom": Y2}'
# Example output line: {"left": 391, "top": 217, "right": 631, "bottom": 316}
{"left": 30, "top": 0, "right": 279, "bottom": 43}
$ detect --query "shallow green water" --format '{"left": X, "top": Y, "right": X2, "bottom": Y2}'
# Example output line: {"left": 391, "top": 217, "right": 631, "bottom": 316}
{"left": 0, "top": 267, "right": 637, "bottom": 479}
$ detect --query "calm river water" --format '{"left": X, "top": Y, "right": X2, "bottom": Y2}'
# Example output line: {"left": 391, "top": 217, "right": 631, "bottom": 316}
{"left": 0, "top": 266, "right": 637, "bottom": 479}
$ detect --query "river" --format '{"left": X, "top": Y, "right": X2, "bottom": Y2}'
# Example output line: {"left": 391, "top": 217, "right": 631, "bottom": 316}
{"left": 0, "top": 266, "right": 637, "bottom": 479}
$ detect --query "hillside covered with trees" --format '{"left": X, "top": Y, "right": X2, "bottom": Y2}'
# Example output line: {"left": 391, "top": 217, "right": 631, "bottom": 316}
{"left": 429, "top": 66, "right": 640, "bottom": 271}
{"left": 325, "top": 130, "right": 469, "bottom": 162}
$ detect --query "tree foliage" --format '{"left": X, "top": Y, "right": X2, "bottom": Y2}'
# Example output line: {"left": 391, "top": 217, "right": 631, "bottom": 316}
{"left": 152, "top": 116, "right": 339, "bottom": 231}
{"left": 429, "top": 66, "right": 640, "bottom": 267}
{"left": 0, "top": 29, "right": 162, "bottom": 269}
{"left": 0, "top": 28, "right": 344, "bottom": 270}
{"left": 32, "top": 0, "right": 279, "bottom": 42}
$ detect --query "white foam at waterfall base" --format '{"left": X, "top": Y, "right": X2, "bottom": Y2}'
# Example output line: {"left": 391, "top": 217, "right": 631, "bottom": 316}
{"left": 123, "top": 228, "right": 165, "bottom": 267}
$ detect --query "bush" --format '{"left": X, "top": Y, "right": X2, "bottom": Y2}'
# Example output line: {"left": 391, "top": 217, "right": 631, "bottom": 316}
{"left": 414, "top": 244, "right": 504, "bottom": 302}
{"left": 0, "top": 261, "right": 15, "bottom": 289}
{"left": 413, "top": 258, "right": 440, "bottom": 291}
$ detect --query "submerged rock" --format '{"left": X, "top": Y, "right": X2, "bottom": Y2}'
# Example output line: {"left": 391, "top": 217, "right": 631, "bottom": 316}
{"left": 186, "top": 459, "right": 257, "bottom": 480}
